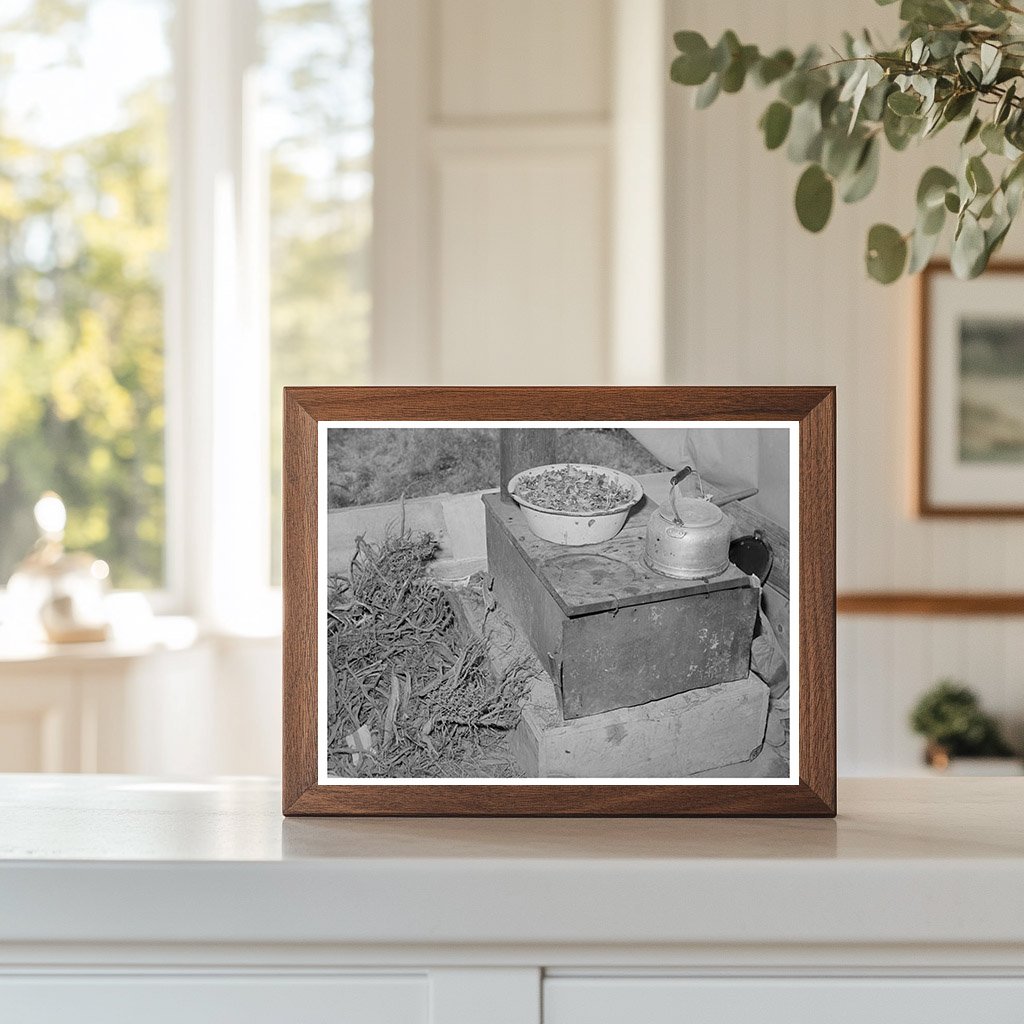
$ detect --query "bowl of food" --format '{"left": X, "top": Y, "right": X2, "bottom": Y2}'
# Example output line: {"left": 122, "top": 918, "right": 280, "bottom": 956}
{"left": 507, "top": 463, "right": 643, "bottom": 546}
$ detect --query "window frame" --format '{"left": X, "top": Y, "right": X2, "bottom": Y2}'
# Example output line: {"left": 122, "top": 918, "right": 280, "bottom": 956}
{"left": 166, "top": 0, "right": 279, "bottom": 633}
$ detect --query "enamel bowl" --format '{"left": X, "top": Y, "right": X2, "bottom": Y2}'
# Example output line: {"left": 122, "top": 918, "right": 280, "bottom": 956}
{"left": 507, "top": 464, "right": 643, "bottom": 547}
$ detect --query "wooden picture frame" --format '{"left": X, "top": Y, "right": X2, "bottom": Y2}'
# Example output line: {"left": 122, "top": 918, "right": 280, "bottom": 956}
{"left": 283, "top": 387, "right": 836, "bottom": 816}
{"left": 916, "top": 260, "right": 1024, "bottom": 517}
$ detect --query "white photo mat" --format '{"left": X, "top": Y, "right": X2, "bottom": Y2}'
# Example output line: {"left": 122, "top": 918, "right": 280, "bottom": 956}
{"left": 316, "top": 420, "right": 800, "bottom": 786}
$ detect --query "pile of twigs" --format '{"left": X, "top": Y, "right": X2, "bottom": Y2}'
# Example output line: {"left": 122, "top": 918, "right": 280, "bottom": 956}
{"left": 326, "top": 529, "right": 529, "bottom": 778}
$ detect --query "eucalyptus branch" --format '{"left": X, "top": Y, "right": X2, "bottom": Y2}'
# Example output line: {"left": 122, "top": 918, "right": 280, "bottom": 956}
{"left": 670, "top": 0, "right": 1024, "bottom": 283}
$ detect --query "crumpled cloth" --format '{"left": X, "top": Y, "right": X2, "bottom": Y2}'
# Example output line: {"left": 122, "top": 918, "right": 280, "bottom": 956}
{"left": 749, "top": 585, "right": 789, "bottom": 749}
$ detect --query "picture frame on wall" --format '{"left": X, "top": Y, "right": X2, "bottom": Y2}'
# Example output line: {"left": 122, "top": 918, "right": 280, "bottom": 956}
{"left": 917, "top": 261, "right": 1024, "bottom": 517}
{"left": 282, "top": 387, "right": 836, "bottom": 816}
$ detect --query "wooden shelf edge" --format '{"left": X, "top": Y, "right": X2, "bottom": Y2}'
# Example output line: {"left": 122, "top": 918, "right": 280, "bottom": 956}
{"left": 838, "top": 592, "right": 1024, "bottom": 616}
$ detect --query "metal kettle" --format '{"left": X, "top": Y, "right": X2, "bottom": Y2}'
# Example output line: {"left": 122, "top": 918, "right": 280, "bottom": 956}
{"left": 644, "top": 468, "right": 735, "bottom": 580}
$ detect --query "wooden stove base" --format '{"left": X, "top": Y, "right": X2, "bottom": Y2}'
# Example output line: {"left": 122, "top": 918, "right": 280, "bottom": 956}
{"left": 448, "top": 581, "right": 771, "bottom": 780}
{"left": 510, "top": 671, "right": 769, "bottom": 779}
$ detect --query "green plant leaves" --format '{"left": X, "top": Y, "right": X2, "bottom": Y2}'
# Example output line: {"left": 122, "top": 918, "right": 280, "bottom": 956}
{"left": 908, "top": 222, "right": 942, "bottom": 273}
{"left": 721, "top": 44, "right": 760, "bottom": 93}
{"left": 917, "top": 166, "right": 957, "bottom": 210}
{"left": 966, "top": 154, "right": 995, "bottom": 196}
{"left": 787, "top": 100, "right": 823, "bottom": 162}
{"left": 970, "top": 2, "right": 1009, "bottom": 29}
{"left": 981, "top": 121, "right": 1006, "bottom": 155}
{"left": 888, "top": 90, "right": 921, "bottom": 115}
{"left": 668, "top": 11, "right": 1024, "bottom": 285}
{"left": 753, "top": 49, "right": 795, "bottom": 87}
{"left": 952, "top": 211, "right": 987, "bottom": 278}
{"left": 694, "top": 74, "right": 721, "bottom": 109}
{"left": 980, "top": 41, "right": 1002, "bottom": 86}
{"left": 866, "top": 224, "right": 908, "bottom": 283}
{"left": 760, "top": 101, "right": 792, "bottom": 150}
{"left": 842, "top": 137, "right": 880, "bottom": 203}
{"left": 963, "top": 119, "right": 983, "bottom": 149}
{"left": 795, "top": 164, "right": 834, "bottom": 232}
{"left": 672, "top": 31, "right": 713, "bottom": 85}
{"left": 884, "top": 105, "right": 923, "bottom": 150}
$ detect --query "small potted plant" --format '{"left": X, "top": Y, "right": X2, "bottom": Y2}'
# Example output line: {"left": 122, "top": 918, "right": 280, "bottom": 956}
{"left": 909, "top": 680, "right": 1020, "bottom": 773}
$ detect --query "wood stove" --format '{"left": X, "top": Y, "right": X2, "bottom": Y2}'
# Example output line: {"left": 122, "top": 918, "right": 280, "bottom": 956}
{"left": 483, "top": 490, "right": 758, "bottom": 720}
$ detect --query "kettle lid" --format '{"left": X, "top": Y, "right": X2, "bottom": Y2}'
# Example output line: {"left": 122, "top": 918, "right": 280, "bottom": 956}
{"left": 659, "top": 497, "right": 723, "bottom": 528}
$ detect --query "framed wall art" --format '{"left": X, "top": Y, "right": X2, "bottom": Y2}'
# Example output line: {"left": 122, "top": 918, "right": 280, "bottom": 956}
{"left": 282, "top": 387, "right": 836, "bottom": 816}
{"left": 917, "top": 261, "right": 1024, "bottom": 517}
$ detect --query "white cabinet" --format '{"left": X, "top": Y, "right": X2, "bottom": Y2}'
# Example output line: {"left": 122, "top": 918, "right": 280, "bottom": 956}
{"left": 545, "top": 977, "right": 1024, "bottom": 1024}
{"left": 0, "top": 640, "right": 212, "bottom": 773}
{"left": 1, "top": 777, "right": 1022, "bottom": 1024}
{"left": 1, "top": 975, "right": 427, "bottom": 1024}
{"left": 0, "top": 627, "right": 281, "bottom": 776}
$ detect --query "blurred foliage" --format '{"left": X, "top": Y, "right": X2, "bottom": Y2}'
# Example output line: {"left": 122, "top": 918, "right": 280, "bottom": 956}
{"left": 909, "top": 679, "right": 1014, "bottom": 756}
{"left": 264, "top": 0, "right": 372, "bottom": 581}
{"left": 0, "top": 0, "right": 169, "bottom": 587}
{"left": 0, "top": 0, "right": 373, "bottom": 590}
{"left": 671, "top": 0, "right": 1024, "bottom": 283}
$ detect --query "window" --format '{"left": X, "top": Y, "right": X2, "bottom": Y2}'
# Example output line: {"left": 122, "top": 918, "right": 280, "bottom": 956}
{"left": 0, "top": 0, "right": 172, "bottom": 589}
{"left": 261, "top": 0, "right": 373, "bottom": 581}
{"left": 0, "top": 0, "right": 373, "bottom": 616}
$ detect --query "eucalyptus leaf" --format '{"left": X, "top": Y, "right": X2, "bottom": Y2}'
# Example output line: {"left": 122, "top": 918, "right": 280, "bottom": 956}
{"left": 962, "top": 115, "right": 983, "bottom": 145}
{"left": 920, "top": 200, "right": 946, "bottom": 235}
{"left": 754, "top": 49, "right": 795, "bottom": 87}
{"left": 860, "top": 79, "right": 892, "bottom": 122}
{"left": 822, "top": 128, "right": 864, "bottom": 178}
{"left": 694, "top": 73, "right": 721, "bottom": 109}
{"left": 884, "top": 106, "right": 922, "bottom": 150}
{"left": 710, "top": 31, "right": 740, "bottom": 73}
{"left": 980, "top": 42, "right": 1002, "bottom": 86}
{"left": 866, "top": 223, "right": 908, "bottom": 283}
{"left": 970, "top": 2, "right": 1009, "bottom": 29}
{"left": 795, "top": 164, "right": 834, "bottom": 232}
{"left": 951, "top": 212, "right": 987, "bottom": 278}
{"left": 787, "top": 100, "right": 824, "bottom": 162}
{"left": 760, "top": 102, "right": 793, "bottom": 150}
{"left": 942, "top": 91, "right": 974, "bottom": 122}
{"left": 908, "top": 221, "right": 942, "bottom": 273}
{"left": 996, "top": 82, "right": 1017, "bottom": 124}
{"left": 981, "top": 121, "right": 1005, "bottom": 155}
{"left": 842, "top": 137, "right": 881, "bottom": 203}
{"left": 922, "top": 104, "right": 945, "bottom": 137}
{"left": 779, "top": 74, "right": 807, "bottom": 106}
{"left": 1006, "top": 172, "right": 1024, "bottom": 218}
{"left": 888, "top": 90, "right": 921, "bottom": 115}
{"left": 917, "top": 166, "right": 957, "bottom": 210}
{"left": 967, "top": 154, "right": 995, "bottom": 195}
{"left": 721, "top": 44, "right": 759, "bottom": 93}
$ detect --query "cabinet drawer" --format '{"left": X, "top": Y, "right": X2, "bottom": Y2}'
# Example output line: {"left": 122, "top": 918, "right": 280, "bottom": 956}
{"left": 0, "top": 973, "right": 427, "bottom": 1024}
{"left": 544, "top": 977, "right": 1024, "bottom": 1024}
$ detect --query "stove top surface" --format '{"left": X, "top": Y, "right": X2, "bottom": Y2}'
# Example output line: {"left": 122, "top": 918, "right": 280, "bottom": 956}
{"left": 482, "top": 491, "right": 753, "bottom": 618}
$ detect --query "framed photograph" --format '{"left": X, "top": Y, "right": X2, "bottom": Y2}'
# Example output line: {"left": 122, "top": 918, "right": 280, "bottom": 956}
{"left": 283, "top": 387, "right": 835, "bottom": 816}
{"left": 917, "top": 261, "right": 1024, "bottom": 516}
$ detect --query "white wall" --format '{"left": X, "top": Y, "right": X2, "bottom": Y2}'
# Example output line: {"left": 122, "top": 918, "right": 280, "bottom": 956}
{"left": 373, "top": 0, "right": 667, "bottom": 387}
{"left": 665, "top": 0, "right": 1024, "bottom": 772}
{"left": 629, "top": 426, "right": 790, "bottom": 526}
{"left": 170, "top": 0, "right": 1024, "bottom": 779}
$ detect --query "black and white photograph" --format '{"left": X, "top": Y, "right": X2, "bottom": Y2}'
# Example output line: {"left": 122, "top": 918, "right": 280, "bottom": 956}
{"left": 318, "top": 422, "right": 796, "bottom": 783}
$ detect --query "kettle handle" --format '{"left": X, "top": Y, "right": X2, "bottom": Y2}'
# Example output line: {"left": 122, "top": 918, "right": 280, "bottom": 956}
{"left": 668, "top": 466, "right": 708, "bottom": 523}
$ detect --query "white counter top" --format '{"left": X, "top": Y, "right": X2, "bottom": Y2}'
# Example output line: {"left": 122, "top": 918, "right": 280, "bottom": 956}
{"left": 1, "top": 775, "right": 1022, "bottom": 957}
